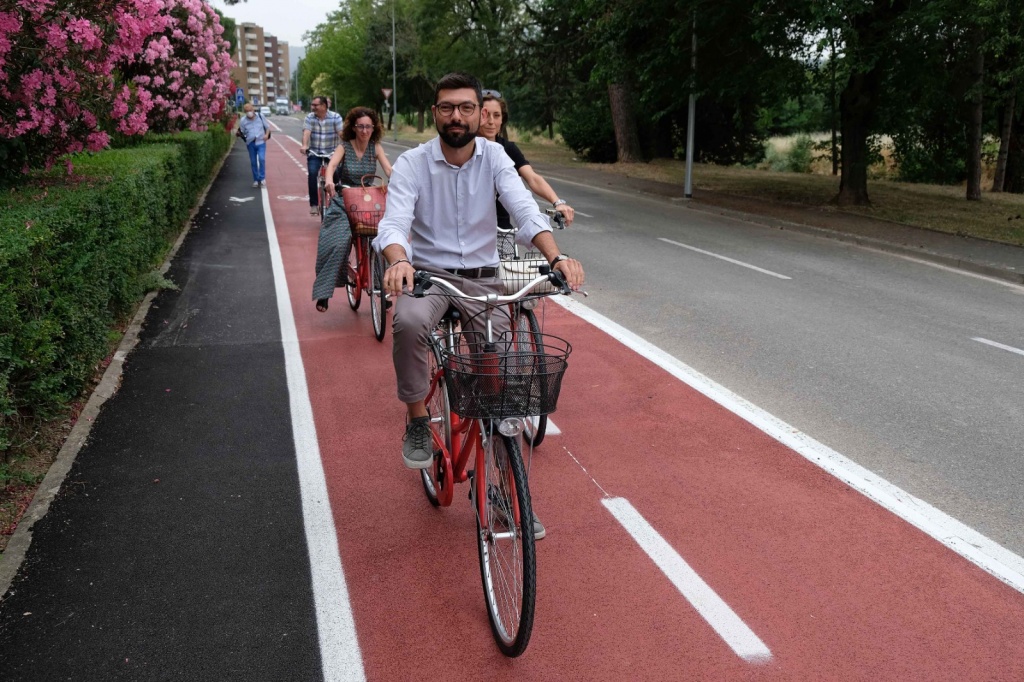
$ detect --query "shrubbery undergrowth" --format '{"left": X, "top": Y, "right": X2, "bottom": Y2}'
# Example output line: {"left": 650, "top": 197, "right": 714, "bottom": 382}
{"left": 0, "top": 124, "right": 232, "bottom": 453}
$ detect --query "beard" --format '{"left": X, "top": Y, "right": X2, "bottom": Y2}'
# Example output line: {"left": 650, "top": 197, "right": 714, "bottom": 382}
{"left": 438, "top": 121, "right": 477, "bottom": 148}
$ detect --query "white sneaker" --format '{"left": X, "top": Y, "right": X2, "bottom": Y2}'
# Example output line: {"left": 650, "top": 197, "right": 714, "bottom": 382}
{"left": 309, "top": 206, "right": 319, "bottom": 215}
{"left": 252, "top": 181, "right": 259, "bottom": 187}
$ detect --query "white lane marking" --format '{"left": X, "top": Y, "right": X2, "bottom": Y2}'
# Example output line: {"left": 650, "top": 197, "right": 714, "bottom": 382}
{"left": 575, "top": 210, "right": 594, "bottom": 218}
{"left": 658, "top": 237, "right": 792, "bottom": 280}
{"left": 861, "top": 247, "right": 1024, "bottom": 294}
{"left": 273, "top": 136, "right": 307, "bottom": 172}
{"left": 261, "top": 186, "right": 366, "bottom": 681}
{"left": 553, "top": 296, "right": 1024, "bottom": 594}
{"left": 229, "top": 196, "right": 255, "bottom": 203}
{"left": 603, "top": 498, "right": 772, "bottom": 663}
{"left": 972, "top": 337, "right": 1024, "bottom": 357}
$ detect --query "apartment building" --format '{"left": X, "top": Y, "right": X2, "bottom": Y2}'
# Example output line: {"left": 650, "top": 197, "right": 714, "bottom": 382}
{"left": 230, "top": 22, "right": 291, "bottom": 107}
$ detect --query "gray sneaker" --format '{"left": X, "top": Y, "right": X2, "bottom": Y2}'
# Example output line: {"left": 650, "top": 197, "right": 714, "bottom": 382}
{"left": 533, "top": 513, "right": 546, "bottom": 540}
{"left": 402, "top": 417, "right": 433, "bottom": 469}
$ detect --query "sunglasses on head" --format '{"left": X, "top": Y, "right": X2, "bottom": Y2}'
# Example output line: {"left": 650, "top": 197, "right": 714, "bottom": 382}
{"left": 482, "top": 89, "right": 502, "bottom": 99}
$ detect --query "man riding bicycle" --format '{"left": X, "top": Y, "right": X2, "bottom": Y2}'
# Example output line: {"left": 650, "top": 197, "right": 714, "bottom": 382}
{"left": 299, "top": 95, "right": 344, "bottom": 215}
{"left": 374, "top": 72, "right": 584, "bottom": 539}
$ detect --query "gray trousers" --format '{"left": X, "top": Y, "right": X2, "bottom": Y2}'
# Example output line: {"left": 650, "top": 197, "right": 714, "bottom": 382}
{"left": 392, "top": 265, "right": 510, "bottom": 403}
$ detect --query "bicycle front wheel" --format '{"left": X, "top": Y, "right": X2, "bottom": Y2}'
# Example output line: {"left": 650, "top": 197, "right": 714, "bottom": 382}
{"left": 514, "top": 308, "right": 548, "bottom": 447}
{"left": 477, "top": 429, "right": 536, "bottom": 657}
{"left": 370, "top": 248, "right": 387, "bottom": 341}
{"left": 345, "top": 239, "right": 362, "bottom": 310}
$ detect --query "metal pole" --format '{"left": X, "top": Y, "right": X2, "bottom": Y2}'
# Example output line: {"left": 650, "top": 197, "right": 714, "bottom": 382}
{"left": 392, "top": 0, "right": 398, "bottom": 141}
{"left": 684, "top": 13, "right": 696, "bottom": 199}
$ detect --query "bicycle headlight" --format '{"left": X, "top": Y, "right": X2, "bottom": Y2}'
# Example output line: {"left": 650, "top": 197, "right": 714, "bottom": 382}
{"left": 498, "top": 418, "right": 525, "bottom": 437}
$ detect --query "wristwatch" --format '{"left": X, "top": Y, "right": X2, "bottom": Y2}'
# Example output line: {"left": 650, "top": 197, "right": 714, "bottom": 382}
{"left": 550, "top": 254, "right": 569, "bottom": 268}
{"left": 552, "top": 199, "right": 567, "bottom": 207}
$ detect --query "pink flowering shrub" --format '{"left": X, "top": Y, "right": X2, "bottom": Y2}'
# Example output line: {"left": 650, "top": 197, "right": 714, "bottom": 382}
{"left": 116, "top": 0, "right": 234, "bottom": 134}
{"left": 0, "top": 0, "right": 233, "bottom": 182}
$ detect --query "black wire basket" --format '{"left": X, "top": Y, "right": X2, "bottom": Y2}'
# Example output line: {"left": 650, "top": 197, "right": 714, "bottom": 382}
{"left": 440, "top": 331, "right": 571, "bottom": 419}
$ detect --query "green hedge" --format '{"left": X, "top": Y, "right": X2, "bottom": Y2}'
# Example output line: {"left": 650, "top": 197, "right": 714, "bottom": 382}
{"left": 0, "top": 124, "right": 231, "bottom": 452}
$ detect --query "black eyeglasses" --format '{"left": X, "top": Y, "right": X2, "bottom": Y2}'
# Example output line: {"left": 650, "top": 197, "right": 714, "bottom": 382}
{"left": 482, "top": 89, "right": 502, "bottom": 99}
{"left": 435, "top": 101, "right": 478, "bottom": 117}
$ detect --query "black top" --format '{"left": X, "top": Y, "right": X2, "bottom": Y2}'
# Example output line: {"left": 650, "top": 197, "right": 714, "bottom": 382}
{"left": 494, "top": 136, "right": 530, "bottom": 229}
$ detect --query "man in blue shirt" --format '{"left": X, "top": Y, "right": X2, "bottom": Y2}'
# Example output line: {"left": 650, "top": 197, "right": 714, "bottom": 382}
{"left": 238, "top": 103, "right": 270, "bottom": 187}
{"left": 374, "top": 73, "right": 584, "bottom": 537}
{"left": 300, "top": 96, "right": 344, "bottom": 215}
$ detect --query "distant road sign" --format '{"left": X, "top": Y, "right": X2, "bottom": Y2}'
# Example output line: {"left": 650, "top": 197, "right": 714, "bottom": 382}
{"left": 236, "top": 87, "right": 244, "bottom": 99}
{"left": 382, "top": 88, "right": 393, "bottom": 99}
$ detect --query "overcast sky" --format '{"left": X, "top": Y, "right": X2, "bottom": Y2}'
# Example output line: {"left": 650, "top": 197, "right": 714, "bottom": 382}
{"left": 210, "top": 0, "right": 337, "bottom": 48}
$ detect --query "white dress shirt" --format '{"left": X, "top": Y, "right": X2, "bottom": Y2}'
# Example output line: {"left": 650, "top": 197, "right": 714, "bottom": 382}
{"left": 373, "top": 137, "right": 550, "bottom": 269}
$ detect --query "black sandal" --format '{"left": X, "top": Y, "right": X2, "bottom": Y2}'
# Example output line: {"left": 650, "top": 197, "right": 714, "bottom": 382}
{"left": 316, "top": 298, "right": 329, "bottom": 312}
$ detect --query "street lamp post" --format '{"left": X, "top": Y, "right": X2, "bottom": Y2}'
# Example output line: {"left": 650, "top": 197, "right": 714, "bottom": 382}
{"left": 684, "top": 13, "right": 697, "bottom": 199}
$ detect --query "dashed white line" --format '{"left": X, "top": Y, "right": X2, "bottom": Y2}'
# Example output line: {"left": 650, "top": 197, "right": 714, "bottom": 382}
{"left": 602, "top": 497, "right": 772, "bottom": 663}
{"left": 972, "top": 337, "right": 1024, "bottom": 357}
{"left": 658, "top": 237, "right": 791, "bottom": 280}
{"left": 262, "top": 186, "right": 366, "bottom": 681}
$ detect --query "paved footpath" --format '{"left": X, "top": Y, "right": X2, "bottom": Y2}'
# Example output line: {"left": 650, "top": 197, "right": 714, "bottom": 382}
{"left": 2, "top": 131, "right": 1024, "bottom": 680}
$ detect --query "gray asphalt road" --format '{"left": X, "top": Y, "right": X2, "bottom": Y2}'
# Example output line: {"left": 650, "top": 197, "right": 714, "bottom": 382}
{"left": 537, "top": 175, "right": 1024, "bottom": 556}
{"left": 274, "top": 114, "right": 1024, "bottom": 555}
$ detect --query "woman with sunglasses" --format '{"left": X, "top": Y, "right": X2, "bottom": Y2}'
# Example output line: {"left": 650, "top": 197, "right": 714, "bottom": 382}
{"left": 479, "top": 91, "right": 575, "bottom": 230}
{"left": 313, "top": 106, "right": 393, "bottom": 312}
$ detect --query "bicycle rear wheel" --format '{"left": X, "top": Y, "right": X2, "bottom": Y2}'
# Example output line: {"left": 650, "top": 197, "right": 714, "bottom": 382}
{"left": 421, "top": 340, "right": 452, "bottom": 506}
{"left": 370, "top": 248, "right": 386, "bottom": 341}
{"left": 476, "top": 428, "right": 536, "bottom": 657}
{"left": 346, "top": 239, "right": 362, "bottom": 310}
{"left": 514, "top": 307, "right": 548, "bottom": 447}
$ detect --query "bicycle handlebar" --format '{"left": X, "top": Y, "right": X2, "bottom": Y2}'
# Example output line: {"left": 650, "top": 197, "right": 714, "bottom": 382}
{"left": 306, "top": 150, "right": 333, "bottom": 160}
{"left": 412, "top": 268, "right": 572, "bottom": 302}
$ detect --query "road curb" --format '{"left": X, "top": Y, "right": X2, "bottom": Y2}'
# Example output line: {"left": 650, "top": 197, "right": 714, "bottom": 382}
{"left": 0, "top": 142, "right": 234, "bottom": 601}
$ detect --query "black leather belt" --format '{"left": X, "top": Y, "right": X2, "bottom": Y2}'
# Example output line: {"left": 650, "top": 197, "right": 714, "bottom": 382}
{"left": 443, "top": 266, "right": 498, "bottom": 278}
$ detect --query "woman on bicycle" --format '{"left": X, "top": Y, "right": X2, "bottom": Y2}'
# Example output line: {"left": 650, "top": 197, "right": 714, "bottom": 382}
{"left": 479, "top": 91, "right": 574, "bottom": 230}
{"left": 312, "top": 107, "right": 393, "bottom": 312}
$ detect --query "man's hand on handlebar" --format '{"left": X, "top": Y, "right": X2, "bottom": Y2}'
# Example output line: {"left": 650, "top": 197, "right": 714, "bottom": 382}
{"left": 299, "top": 145, "right": 308, "bottom": 155}
{"left": 383, "top": 260, "right": 416, "bottom": 298}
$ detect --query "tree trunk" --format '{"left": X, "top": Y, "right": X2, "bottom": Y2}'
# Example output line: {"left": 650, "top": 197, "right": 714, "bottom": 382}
{"left": 1005, "top": 105, "right": 1024, "bottom": 193}
{"left": 417, "top": 108, "right": 425, "bottom": 133}
{"left": 836, "top": 71, "right": 879, "bottom": 206}
{"left": 993, "top": 92, "right": 1015, "bottom": 192}
{"left": 607, "top": 82, "right": 644, "bottom": 163}
{"left": 965, "top": 28, "right": 985, "bottom": 201}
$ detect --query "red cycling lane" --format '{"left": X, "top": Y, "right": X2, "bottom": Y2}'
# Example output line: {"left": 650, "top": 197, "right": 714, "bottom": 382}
{"left": 263, "top": 137, "right": 1024, "bottom": 680}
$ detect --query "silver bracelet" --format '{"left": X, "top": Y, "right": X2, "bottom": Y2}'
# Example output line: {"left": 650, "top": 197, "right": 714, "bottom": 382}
{"left": 386, "top": 258, "right": 410, "bottom": 270}
{"left": 552, "top": 199, "right": 567, "bottom": 207}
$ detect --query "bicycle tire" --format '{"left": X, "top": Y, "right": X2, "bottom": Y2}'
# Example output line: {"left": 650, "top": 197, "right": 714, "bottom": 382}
{"left": 346, "top": 239, "right": 362, "bottom": 310}
{"left": 421, "top": 340, "right": 451, "bottom": 506}
{"left": 514, "top": 308, "right": 548, "bottom": 447}
{"left": 476, "top": 428, "right": 536, "bottom": 657}
{"left": 370, "top": 248, "right": 386, "bottom": 341}
{"left": 317, "top": 175, "right": 327, "bottom": 222}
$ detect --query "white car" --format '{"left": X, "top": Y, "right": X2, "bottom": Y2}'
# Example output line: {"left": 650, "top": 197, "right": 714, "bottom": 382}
{"left": 259, "top": 106, "right": 272, "bottom": 117}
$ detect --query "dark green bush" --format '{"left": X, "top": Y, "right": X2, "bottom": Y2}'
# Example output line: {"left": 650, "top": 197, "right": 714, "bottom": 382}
{"left": 0, "top": 125, "right": 230, "bottom": 452}
{"left": 560, "top": 86, "right": 618, "bottom": 163}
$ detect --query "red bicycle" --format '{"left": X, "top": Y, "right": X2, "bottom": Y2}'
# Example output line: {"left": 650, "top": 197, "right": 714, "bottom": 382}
{"left": 414, "top": 267, "right": 574, "bottom": 657}
{"left": 344, "top": 209, "right": 388, "bottom": 341}
{"left": 307, "top": 151, "right": 333, "bottom": 222}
